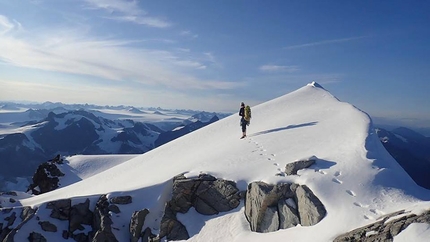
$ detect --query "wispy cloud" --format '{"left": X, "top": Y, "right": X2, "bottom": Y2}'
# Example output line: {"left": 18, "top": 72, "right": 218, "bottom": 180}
{"left": 84, "top": 0, "right": 171, "bottom": 28}
{"left": 259, "top": 65, "right": 299, "bottom": 73}
{"left": 284, "top": 36, "right": 367, "bottom": 50}
{"left": 84, "top": 0, "right": 142, "bottom": 15}
{"left": 104, "top": 15, "right": 171, "bottom": 28}
{"left": 0, "top": 15, "right": 239, "bottom": 91}
{"left": 180, "top": 30, "right": 199, "bottom": 39}
{"left": 0, "top": 15, "right": 15, "bottom": 35}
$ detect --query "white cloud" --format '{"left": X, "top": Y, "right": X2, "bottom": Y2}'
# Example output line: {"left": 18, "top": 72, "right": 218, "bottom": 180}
{"left": 84, "top": 0, "right": 142, "bottom": 15}
{"left": 180, "top": 30, "right": 198, "bottom": 39}
{"left": 176, "top": 48, "right": 191, "bottom": 52}
{"left": 84, "top": 0, "right": 171, "bottom": 28}
{"left": 203, "top": 52, "right": 223, "bottom": 69}
{"left": 104, "top": 15, "right": 171, "bottom": 28}
{"left": 259, "top": 65, "right": 299, "bottom": 73}
{"left": 284, "top": 36, "right": 367, "bottom": 50}
{"left": 0, "top": 20, "right": 238, "bottom": 91}
{"left": 0, "top": 15, "right": 15, "bottom": 35}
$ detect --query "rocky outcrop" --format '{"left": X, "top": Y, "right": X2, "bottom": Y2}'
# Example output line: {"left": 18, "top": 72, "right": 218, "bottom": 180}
{"left": 245, "top": 182, "right": 326, "bottom": 233}
{"left": 69, "top": 199, "right": 93, "bottom": 234}
{"left": 39, "top": 221, "right": 57, "bottom": 232}
{"left": 1, "top": 174, "right": 329, "bottom": 241}
{"left": 129, "top": 209, "right": 151, "bottom": 242}
{"left": 284, "top": 156, "right": 317, "bottom": 175}
{"left": 28, "top": 232, "right": 47, "bottom": 242}
{"left": 0, "top": 206, "right": 37, "bottom": 242}
{"left": 91, "top": 195, "right": 118, "bottom": 242}
{"left": 110, "top": 195, "right": 132, "bottom": 205}
{"left": 128, "top": 207, "right": 158, "bottom": 242}
{"left": 159, "top": 173, "right": 241, "bottom": 241}
{"left": 47, "top": 199, "right": 71, "bottom": 221}
{"left": 334, "top": 209, "right": 430, "bottom": 242}
{"left": 159, "top": 201, "right": 190, "bottom": 241}
{"left": 166, "top": 173, "right": 241, "bottom": 216}
{"left": 294, "top": 184, "right": 326, "bottom": 226}
{"left": 27, "top": 155, "right": 65, "bottom": 195}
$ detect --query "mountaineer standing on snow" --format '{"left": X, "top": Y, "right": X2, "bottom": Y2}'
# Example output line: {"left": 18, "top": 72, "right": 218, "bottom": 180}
{"left": 239, "top": 102, "right": 251, "bottom": 139}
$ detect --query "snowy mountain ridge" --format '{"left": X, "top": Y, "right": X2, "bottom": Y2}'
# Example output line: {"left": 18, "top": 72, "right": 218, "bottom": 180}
{"left": 1, "top": 82, "right": 429, "bottom": 241}
{"left": 0, "top": 107, "right": 223, "bottom": 185}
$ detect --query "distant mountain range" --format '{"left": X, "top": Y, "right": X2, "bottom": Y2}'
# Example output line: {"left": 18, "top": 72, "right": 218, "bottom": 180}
{"left": 1, "top": 83, "right": 429, "bottom": 242}
{"left": 2, "top": 101, "right": 430, "bottom": 194}
{"left": 375, "top": 126, "right": 430, "bottom": 189}
{"left": 0, "top": 103, "right": 227, "bottom": 185}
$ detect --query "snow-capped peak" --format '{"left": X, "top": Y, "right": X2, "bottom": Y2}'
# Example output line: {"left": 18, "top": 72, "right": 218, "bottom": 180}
{"left": 307, "top": 81, "right": 325, "bottom": 89}
{"left": 6, "top": 83, "right": 430, "bottom": 241}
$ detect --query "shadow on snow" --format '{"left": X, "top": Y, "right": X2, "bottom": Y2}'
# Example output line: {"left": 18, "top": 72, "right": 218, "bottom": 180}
{"left": 250, "top": 121, "right": 318, "bottom": 137}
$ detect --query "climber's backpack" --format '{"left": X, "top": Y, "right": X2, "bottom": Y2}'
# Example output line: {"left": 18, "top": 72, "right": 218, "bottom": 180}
{"left": 244, "top": 105, "right": 251, "bottom": 122}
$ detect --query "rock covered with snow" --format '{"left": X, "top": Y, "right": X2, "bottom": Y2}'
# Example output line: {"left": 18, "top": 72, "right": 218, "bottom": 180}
{"left": 307, "top": 81, "right": 325, "bottom": 89}
{"left": 159, "top": 173, "right": 241, "bottom": 240}
{"left": 284, "top": 156, "right": 318, "bottom": 175}
{"left": 27, "top": 155, "right": 65, "bottom": 195}
{"left": 245, "top": 181, "right": 326, "bottom": 233}
{"left": 334, "top": 209, "right": 430, "bottom": 242}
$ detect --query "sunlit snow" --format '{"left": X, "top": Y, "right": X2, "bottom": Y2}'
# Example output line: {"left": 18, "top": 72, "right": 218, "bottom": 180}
{"left": 3, "top": 82, "right": 429, "bottom": 241}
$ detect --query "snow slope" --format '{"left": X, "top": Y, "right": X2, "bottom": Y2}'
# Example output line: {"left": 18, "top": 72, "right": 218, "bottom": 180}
{"left": 56, "top": 155, "right": 139, "bottom": 188}
{"left": 16, "top": 82, "right": 430, "bottom": 241}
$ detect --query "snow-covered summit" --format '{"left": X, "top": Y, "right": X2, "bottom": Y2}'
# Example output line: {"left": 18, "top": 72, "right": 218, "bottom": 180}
{"left": 6, "top": 82, "right": 430, "bottom": 241}
{"left": 307, "top": 81, "right": 325, "bottom": 89}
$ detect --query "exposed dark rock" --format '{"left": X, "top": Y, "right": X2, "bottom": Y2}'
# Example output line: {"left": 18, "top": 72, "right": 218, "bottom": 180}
{"left": 285, "top": 156, "right": 317, "bottom": 175}
{"left": 39, "top": 221, "right": 58, "bottom": 232}
{"left": 49, "top": 154, "right": 64, "bottom": 164}
{"left": 1, "top": 208, "right": 12, "bottom": 214}
{"left": 4, "top": 212, "right": 16, "bottom": 227}
{"left": 27, "top": 156, "right": 65, "bottom": 195}
{"left": 1, "top": 206, "right": 37, "bottom": 242}
{"left": 110, "top": 195, "right": 132, "bottom": 204}
{"left": 62, "top": 230, "right": 69, "bottom": 239}
{"left": 21, "top": 207, "right": 36, "bottom": 221}
{"left": 69, "top": 199, "right": 93, "bottom": 233}
{"left": 92, "top": 230, "right": 117, "bottom": 242}
{"left": 0, "top": 192, "right": 17, "bottom": 196}
{"left": 47, "top": 199, "right": 71, "bottom": 220}
{"left": 0, "top": 227, "right": 12, "bottom": 242}
{"left": 334, "top": 209, "right": 430, "bottom": 242}
{"left": 159, "top": 202, "right": 190, "bottom": 241}
{"left": 141, "top": 227, "right": 157, "bottom": 242}
{"left": 72, "top": 232, "right": 88, "bottom": 242}
{"left": 130, "top": 209, "right": 149, "bottom": 242}
{"left": 28, "top": 232, "right": 47, "bottom": 242}
{"left": 91, "top": 195, "right": 118, "bottom": 242}
{"left": 108, "top": 205, "right": 120, "bottom": 214}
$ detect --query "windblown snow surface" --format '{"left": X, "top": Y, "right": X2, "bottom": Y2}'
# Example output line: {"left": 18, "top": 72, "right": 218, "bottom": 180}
{"left": 14, "top": 82, "right": 430, "bottom": 241}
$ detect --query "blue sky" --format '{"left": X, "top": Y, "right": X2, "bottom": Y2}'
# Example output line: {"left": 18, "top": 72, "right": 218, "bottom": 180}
{"left": 0, "top": 0, "right": 429, "bottom": 127}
